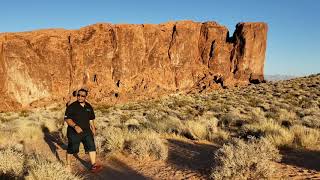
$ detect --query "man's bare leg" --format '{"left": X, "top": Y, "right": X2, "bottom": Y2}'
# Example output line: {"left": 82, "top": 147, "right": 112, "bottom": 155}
{"left": 66, "top": 153, "right": 72, "bottom": 171}
{"left": 89, "top": 151, "right": 96, "bottom": 165}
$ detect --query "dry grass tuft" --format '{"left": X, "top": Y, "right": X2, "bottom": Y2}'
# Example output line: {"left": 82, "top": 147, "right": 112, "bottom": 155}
{"left": 208, "top": 129, "right": 230, "bottom": 145}
{"left": 98, "top": 126, "right": 126, "bottom": 153}
{"left": 184, "top": 120, "right": 208, "bottom": 140}
{"left": 183, "top": 115, "right": 218, "bottom": 140}
{"left": 0, "top": 147, "right": 25, "bottom": 178}
{"left": 243, "top": 119, "right": 294, "bottom": 147}
{"left": 211, "top": 138, "right": 281, "bottom": 180}
{"left": 126, "top": 131, "right": 168, "bottom": 160}
{"left": 25, "top": 156, "right": 83, "bottom": 180}
{"left": 301, "top": 115, "right": 320, "bottom": 128}
{"left": 147, "top": 116, "right": 184, "bottom": 134}
{"left": 291, "top": 125, "right": 320, "bottom": 150}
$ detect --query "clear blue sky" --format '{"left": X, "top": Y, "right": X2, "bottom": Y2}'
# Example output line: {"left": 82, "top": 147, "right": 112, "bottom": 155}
{"left": 0, "top": 0, "right": 319, "bottom": 76}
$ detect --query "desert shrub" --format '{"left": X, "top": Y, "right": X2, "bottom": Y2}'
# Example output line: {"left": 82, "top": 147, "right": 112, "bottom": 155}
{"left": 243, "top": 120, "right": 294, "bottom": 147}
{"left": 146, "top": 116, "right": 184, "bottom": 134}
{"left": 15, "top": 121, "right": 44, "bottom": 141}
{"left": 42, "top": 118, "right": 59, "bottom": 133}
{"left": 249, "top": 107, "right": 266, "bottom": 121}
{"left": 95, "top": 104, "right": 113, "bottom": 114}
{"left": 124, "top": 118, "right": 140, "bottom": 127}
{"left": 291, "top": 125, "right": 320, "bottom": 150}
{"left": 171, "top": 96, "right": 194, "bottom": 108}
{"left": 184, "top": 120, "right": 208, "bottom": 140}
{"left": 99, "top": 126, "right": 125, "bottom": 153}
{"left": 126, "top": 131, "right": 168, "bottom": 160}
{"left": 277, "top": 109, "right": 297, "bottom": 122}
{"left": 211, "top": 139, "right": 281, "bottom": 180}
{"left": 0, "top": 116, "right": 8, "bottom": 122}
{"left": 302, "top": 107, "right": 320, "bottom": 117}
{"left": 0, "top": 124, "right": 42, "bottom": 145}
{"left": 208, "top": 129, "right": 230, "bottom": 145}
{"left": 184, "top": 116, "right": 218, "bottom": 140}
{"left": 19, "top": 110, "right": 30, "bottom": 117}
{"left": 218, "top": 113, "right": 239, "bottom": 128}
{"left": 0, "top": 147, "right": 25, "bottom": 178}
{"left": 298, "top": 97, "right": 317, "bottom": 108}
{"left": 94, "top": 135, "right": 105, "bottom": 154}
{"left": 301, "top": 115, "right": 320, "bottom": 128}
{"left": 248, "top": 97, "right": 264, "bottom": 107}
{"left": 25, "top": 156, "right": 83, "bottom": 180}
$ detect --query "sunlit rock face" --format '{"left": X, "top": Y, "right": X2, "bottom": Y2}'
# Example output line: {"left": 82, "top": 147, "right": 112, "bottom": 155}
{"left": 0, "top": 20, "right": 268, "bottom": 111}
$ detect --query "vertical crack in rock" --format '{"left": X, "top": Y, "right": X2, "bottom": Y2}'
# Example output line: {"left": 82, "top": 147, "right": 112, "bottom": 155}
{"left": 230, "top": 43, "right": 237, "bottom": 73}
{"left": 110, "top": 27, "right": 118, "bottom": 50}
{"left": 168, "top": 24, "right": 177, "bottom": 62}
{"left": 81, "top": 28, "right": 97, "bottom": 88}
{"left": 208, "top": 40, "right": 215, "bottom": 67}
{"left": 168, "top": 24, "right": 179, "bottom": 88}
{"left": 93, "top": 74, "right": 97, "bottom": 83}
{"left": 83, "top": 50, "right": 90, "bottom": 87}
{"left": 226, "top": 31, "right": 233, "bottom": 43}
{"left": 198, "top": 23, "right": 208, "bottom": 65}
{"left": 110, "top": 26, "right": 121, "bottom": 85}
{"left": 230, "top": 23, "right": 247, "bottom": 76}
{"left": 116, "top": 80, "right": 120, "bottom": 87}
{"left": 229, "top": 32, "right": 239, "bottom": 75}
{"left": 67, "top": 35, "right": 74, "bottom": 96}
{"left": 209, "top": 40, "right": 215, "bottom": 58}
{"left": 174, "top": 67, "right": 178, "bottom": 89}
{"left": 238, "top": 36, "right": 246, "bottom": 56}
{"left": 198, "top": 23, "right": 216, "bottom": 68}
{"left": 139, "top": 24, "right": 148, "bottom": 69}
{"left": 0, "top": 41, "right": 5, "bottom": 93}
{"left": 0, "top": 41, "right": 4, "bottom": 67}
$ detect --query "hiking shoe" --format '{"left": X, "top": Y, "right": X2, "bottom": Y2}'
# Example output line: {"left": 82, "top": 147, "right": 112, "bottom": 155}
{"left": 90, "top": 163, "right": 102, "bottom": 173}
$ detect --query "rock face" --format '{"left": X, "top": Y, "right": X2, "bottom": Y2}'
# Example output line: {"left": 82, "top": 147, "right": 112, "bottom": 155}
{"left": 0, "top": 21, "right": 268, "bottom": 111}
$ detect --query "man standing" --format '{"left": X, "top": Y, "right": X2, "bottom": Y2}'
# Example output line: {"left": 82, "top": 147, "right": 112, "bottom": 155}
{"left": 64, "top": 88, "right": 101, "bottom": 172}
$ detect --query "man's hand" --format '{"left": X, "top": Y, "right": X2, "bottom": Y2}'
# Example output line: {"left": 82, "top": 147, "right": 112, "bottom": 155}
{"left": 74, "top": 125, "right": 83, "bottom": 134}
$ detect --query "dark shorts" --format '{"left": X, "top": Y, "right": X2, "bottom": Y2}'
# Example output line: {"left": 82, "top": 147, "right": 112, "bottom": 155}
{"left": 67, "top": 130, "right": 96, "bottom": 154}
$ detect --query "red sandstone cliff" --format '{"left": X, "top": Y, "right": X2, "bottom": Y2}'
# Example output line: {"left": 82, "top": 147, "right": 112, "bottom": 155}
{"left": 0, "top": 21, "right": 267, "bottom": 111}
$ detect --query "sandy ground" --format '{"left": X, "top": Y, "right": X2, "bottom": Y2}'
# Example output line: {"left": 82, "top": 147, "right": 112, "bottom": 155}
{"left": 28, "top": 131, "right": 320, "bottom": 180}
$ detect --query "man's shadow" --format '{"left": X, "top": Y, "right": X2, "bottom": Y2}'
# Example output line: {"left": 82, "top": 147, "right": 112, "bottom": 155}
{"left": 42, "top": 126, "right": 68, "bottom": 162}
{"left": 74, "top": 153, "right": 92, "bottom": 169}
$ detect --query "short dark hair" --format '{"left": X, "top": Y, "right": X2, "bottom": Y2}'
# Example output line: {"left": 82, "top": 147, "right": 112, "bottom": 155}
{"left": 78, "top": 88, "right": 88, "bottom": 96}
{"left": 72, "top": 90, "right": 77, "bottom": 97}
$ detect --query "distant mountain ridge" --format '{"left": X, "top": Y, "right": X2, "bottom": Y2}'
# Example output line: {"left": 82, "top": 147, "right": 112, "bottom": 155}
{"left": 265, "top": 75, "right": 298, "bottom": 81}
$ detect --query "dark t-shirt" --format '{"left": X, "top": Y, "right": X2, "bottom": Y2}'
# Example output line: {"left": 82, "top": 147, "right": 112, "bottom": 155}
{"left": 64, "top": 101, "right": 95, "bottom": 134}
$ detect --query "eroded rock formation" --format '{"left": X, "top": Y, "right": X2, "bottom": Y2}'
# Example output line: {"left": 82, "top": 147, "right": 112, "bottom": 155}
{"left": 0, "top": 20, "right": 268, "bottom": 111}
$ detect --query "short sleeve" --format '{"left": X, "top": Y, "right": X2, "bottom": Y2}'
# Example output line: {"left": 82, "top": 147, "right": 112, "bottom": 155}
{"left": 64, "top": 105, "right": 75, "bottom": 120}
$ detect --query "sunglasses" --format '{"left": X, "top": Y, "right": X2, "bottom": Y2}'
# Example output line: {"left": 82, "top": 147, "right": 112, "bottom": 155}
{"left": 77, "top": 94, "right": 87, "bottom": 98}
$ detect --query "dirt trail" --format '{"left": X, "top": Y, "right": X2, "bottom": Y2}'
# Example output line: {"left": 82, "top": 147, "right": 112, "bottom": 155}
{"left": 34, "top": 132, "right": 320, "bottom": 180}
{"left": 54, "top": 138, "right": 217, "bottom": 180}
{"left": 274, "top": 149, "right": 320, "bottom": 180}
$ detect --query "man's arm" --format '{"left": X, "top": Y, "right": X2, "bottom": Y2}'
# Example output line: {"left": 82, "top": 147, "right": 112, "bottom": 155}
{"left": 65, "top": 118, "right": 77, "bottom": 127}
{"left": 65, "top": 118, "right": 83, "bottom": 134}
{"left": 88, "top": 104, "right": 96, "bottom": 135}
{"left": 89, "top": 120, "right": 96, "bottom": 135}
